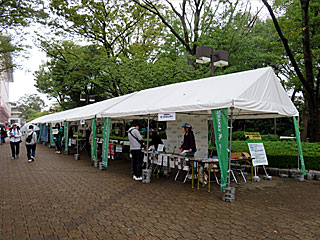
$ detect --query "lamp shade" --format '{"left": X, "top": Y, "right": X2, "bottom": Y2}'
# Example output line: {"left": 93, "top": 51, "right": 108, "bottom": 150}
{"left": 213, "top": 50, "right": 228, "bottom": 67}
{"left": 196, "top": 46, "right": 212, "bottom": 64}
{"left": 89, "top": 95, "right": 95, "bottom": 102}
{"left": 80, "top": 94, "right": 86, "bottom": 102}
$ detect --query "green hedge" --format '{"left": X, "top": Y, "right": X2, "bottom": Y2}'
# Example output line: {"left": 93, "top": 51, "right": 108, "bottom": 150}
{"left": 232, "top": 131, "right": 280, "bottom": 141}
{"left": 230, "top": 140, "right": 320, "bottom": 170}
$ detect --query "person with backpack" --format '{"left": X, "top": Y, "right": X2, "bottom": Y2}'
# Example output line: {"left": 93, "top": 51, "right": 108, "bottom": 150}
{"left": 25, "top": 125, "right": 37, "bottom": 162}
{"left": 8, "top": 123, "right": 22, "bottom": 159}
{"left": 128, "top": 121, "right": 144, "bottom": 181}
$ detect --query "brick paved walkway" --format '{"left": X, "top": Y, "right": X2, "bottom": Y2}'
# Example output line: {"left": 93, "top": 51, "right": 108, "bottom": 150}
{"left": 0, "top": 141, "right": 320, "bottom": 239}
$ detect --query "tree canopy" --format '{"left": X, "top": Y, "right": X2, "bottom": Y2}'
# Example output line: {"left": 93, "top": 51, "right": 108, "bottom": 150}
{"left": 16, "top": 94, "right": 46, "bottom": 121}
{"left": 25, "top": 0, "right": 320, "bottom": 141}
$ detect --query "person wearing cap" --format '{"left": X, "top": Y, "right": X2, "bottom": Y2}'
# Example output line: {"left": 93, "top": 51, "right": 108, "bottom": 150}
{"left": 149, "top": 129, "right": 163, "bottom": 151}
{"left": 180, "top": 123, "right": 197, "bottom": 157}
{"left": 54, "top": 123, "right": 64, "bottom": 154}
{"left": 8, "top": 123, "right": 22, "bottom": 159}
{"left": 128, "top": 121, "right": 144, "bottom": 181}
{"left": 25, "top": 125, "right": 37, "bottom": 162}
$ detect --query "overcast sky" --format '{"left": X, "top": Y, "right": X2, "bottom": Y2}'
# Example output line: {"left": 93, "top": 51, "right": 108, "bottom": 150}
{"left": 10, "top": 42, "right": 49, "bottom": 105}
{"left": 9, "top": 0, "right": 268, "bottom": 108}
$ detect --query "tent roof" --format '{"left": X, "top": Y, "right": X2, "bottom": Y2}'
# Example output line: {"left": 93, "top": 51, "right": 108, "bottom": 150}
{"left": 99, "top": 67, "right": 298, "bottom": 119}
{"left": 31, "top": 67, "right": 298, "bottom": 124}
{"left": 30, "top": 93, "right": 135, "bottom": 124}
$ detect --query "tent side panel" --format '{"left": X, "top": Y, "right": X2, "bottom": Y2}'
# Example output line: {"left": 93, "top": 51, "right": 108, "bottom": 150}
{"left": 102, "top": 118, "right": 111, "bottom": 167}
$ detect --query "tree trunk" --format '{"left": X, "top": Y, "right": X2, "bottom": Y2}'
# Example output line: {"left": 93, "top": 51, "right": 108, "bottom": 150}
{"left": 301, "top": 107, "right": 308, "bottom": 142}
{"left": 307, "top": 104, "right": 320, "bottom": 142}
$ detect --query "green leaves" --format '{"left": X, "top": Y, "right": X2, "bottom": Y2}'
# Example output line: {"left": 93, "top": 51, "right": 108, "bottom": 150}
{"left": 16, "top": 94, "right": 46, "bottom": 120}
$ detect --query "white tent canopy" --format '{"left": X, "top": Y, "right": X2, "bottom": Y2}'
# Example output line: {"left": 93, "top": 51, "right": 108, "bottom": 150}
{"left": 31, "top": 67, "right": 298, "bottom": 124}
{"left": 99, "top": 67, "right": 298, "bottom": 119}
{"left": 30, "top": 93, "right": 136, "bottom": 124}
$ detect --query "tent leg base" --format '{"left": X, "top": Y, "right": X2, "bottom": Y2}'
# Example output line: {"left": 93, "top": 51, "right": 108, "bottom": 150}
{"left": 222, "top": 187, "right": 235, "bottom": 202}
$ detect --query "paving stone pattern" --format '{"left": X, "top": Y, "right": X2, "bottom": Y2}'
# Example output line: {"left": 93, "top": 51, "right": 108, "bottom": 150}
{"left": 1, "top": 141, "right": 320, "bottom": 239}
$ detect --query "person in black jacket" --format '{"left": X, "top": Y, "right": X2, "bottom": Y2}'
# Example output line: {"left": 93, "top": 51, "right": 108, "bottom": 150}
{"left": 0, "top": 126, "right": 6, "bottom": 144}
{"left": 149, "top": 129, "right": 163, "bottom": 151}
{"left": 180, "top": 123, "right": 197, "bottom": 157}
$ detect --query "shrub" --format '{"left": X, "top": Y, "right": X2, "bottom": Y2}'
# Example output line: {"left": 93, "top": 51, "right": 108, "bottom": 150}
{"left": 210, "top": 141, "right": 320, "bottom": 170}
{"left": 261, "top": 134, "right": 280, "bottom": 141}
{"left": 231, "top": 140, "right": 320, "bottom": 170}
{"left": 232, "top": 131, "right": 246, "bottom": 141}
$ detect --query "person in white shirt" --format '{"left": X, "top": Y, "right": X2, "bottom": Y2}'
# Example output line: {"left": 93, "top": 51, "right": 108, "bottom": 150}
{"left": 25, "top": 125, "right": 38, "bottom": 162}
{"left": 8, "top": 124, "right": 22, "bottom": 159}
{"left": 128, "top": 121, "right": 144, "bottom": 181}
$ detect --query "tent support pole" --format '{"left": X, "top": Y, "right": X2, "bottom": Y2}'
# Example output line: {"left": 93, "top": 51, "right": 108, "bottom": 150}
{"left": 228, "top": 106, "right": 234, "bottom": 187}
{"left": 76, "top": 122, "right": 79, "bottom": 155}
{"left": 293, "top": 116, "right": 306, "bottom": 175}
{"left": 146, "top": 115, "right": 150, "bottom": 169}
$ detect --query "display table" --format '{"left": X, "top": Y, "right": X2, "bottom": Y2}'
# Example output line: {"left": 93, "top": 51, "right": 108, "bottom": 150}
{"left": 141, "top": 152, "right": 254, "bottom": 191}
{"left": 188, "top": 158, "right": 219, "bottom": 192}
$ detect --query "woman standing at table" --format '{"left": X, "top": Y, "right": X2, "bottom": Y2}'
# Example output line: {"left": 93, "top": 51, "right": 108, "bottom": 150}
{"left": 180, "top": 123, "right": 197, "bottom": 157}
{"left": 54, "top": 123, "right": 64, "bottom": 154}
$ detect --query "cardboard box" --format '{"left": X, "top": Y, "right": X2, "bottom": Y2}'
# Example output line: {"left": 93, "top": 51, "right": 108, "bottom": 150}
{"left": 231, "top": 152, "right": 251, "bottom": 158}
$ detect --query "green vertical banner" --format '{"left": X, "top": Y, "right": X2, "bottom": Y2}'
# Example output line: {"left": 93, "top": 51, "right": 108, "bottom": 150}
{"left": 212, "top": 109, "right": 229, "bottom": 190}
{"left": 64, "top": 121, "right": 69, "bottom": 154}
{"left": 37, "top": 124, "right": 42, "bottom": 142}
{"left": 102, "top": 117, "right": 111, "bottom": 167}
{"left": 293, "top": 116, "right": 306, "bottom": 175}
{"left": 91, "top": 118, "right": 97, "bottom": 162}
{"left": 49, "top": 124, "right": 55, "bottom": 147}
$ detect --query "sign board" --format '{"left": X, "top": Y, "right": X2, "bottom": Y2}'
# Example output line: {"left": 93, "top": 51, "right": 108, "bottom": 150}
{"left": 116, "top": 145, "right": 122, "bottom": 152}
{"left": 247, "top": 139, "right": 268, "bottom": 166}
{"left": 157, "top": 144, "right": 164, "bottom": 152}
{"left": 52, "top": 128, "right": 58, "bottom": 135}
{"left": 158, "top": 113, "right": 176, "bottom": 121}
{"left": 245, "top": 132, "right": 261, "bottom": 139}
{"left": 80, "top": 119, "right": 85, "bottom": 125}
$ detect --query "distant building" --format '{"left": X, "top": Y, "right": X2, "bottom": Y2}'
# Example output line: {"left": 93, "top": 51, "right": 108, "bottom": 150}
{"left": 9, "top": 102, "right": 23, "bottom": 126}
{"left": 0, "top": 54, "right": 13, "bottom": 124}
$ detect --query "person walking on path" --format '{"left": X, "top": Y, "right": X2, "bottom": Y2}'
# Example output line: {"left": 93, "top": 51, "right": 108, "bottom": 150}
{"left": 0, "top": 126, "right": 6, "bottom": 144}
{"left": 25, "top": 125, "right": 37, "bottom": 162}
{"left": 8, "top": 123, "right": 21, "bottom": 159}
{"left": 128, "top": 121, "right": 144, "bottom": 181}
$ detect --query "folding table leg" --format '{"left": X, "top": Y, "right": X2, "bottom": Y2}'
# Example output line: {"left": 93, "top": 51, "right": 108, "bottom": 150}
{"left": 183, "top": 168, "right": 190, "bottom": 183}
{"left": 230, "top": 170, "right": 238, "bottom": 184}
{"left": 239, "top": 169, "right": 247, "bottom": 183}
{"left": 174, "top": 170, "right": 180, "bottom": 181}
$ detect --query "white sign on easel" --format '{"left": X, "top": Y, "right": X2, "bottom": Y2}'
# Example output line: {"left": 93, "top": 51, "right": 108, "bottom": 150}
{"left": 247, "top": 141, "right": 268, "bottom": 166}
{"left": 245, "top": 132, "right": 268, "bottom": 166}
